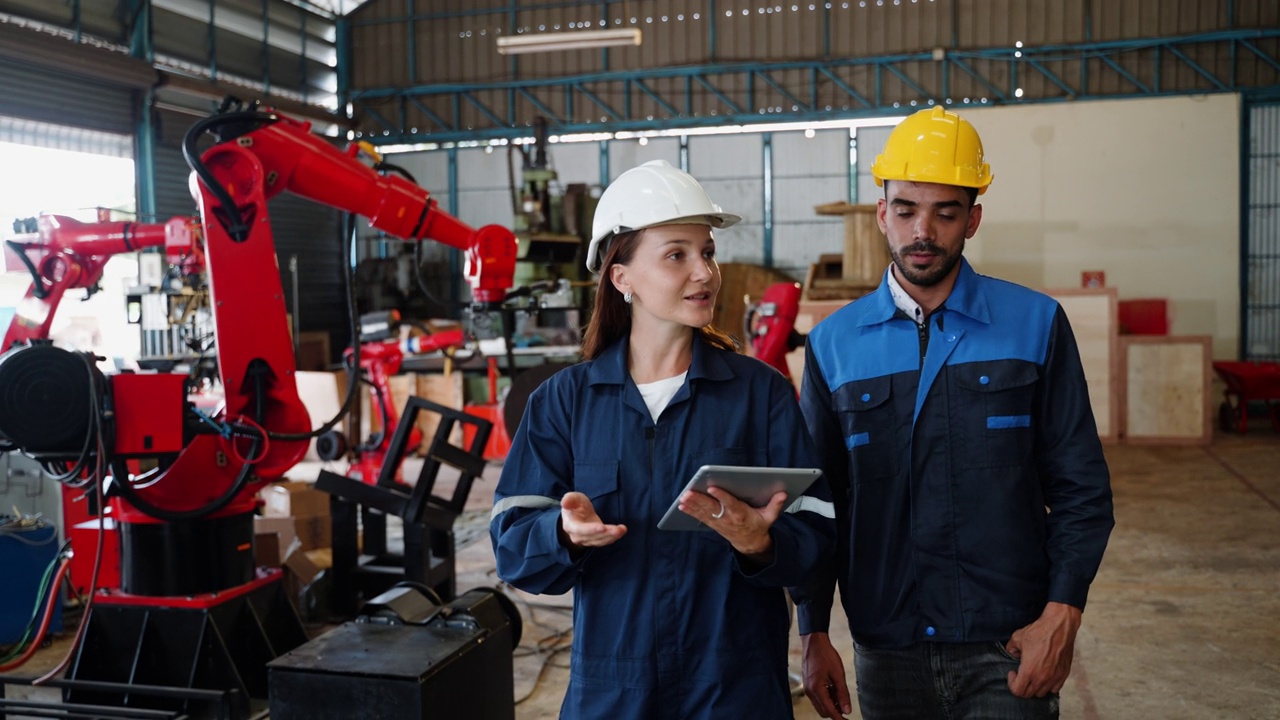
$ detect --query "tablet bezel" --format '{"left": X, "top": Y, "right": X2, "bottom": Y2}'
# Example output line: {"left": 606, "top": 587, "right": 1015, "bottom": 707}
{"left": 655, "top": 464, "right": 822, "bottom": 532}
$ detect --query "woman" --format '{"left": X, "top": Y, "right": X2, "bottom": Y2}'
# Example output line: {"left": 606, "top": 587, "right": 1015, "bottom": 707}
{"left": 490, "top": 159, "right": 834, "bottom": 719}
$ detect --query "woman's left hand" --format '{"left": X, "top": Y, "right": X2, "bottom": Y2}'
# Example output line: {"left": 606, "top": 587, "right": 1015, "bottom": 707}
{"left": 678, "top": 486, "right": 785, "bottom": 558}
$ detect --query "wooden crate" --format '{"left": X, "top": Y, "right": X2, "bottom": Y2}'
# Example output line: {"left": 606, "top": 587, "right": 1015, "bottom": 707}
{"left": 813, "top": 202, "right": 890, "bottom": 285}
{"left": 802, "top": 254, "right": 879, "bottom": 302}
{"left": 1043, "top": 288, "right": 1119, "bottom": 443}
{"left": 1120, "top": 335, "right": 1213, "bottom": 445}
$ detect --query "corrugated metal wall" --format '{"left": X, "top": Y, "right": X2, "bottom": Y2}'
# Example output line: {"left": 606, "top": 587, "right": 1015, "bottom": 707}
{"left": 0, "top": 56, "right": 137, "bottom": 135}
{"left": 151, "top": 0, "right": 336, "bottom": 103}
{"left": 384, "top": 126, "right": 885, "bottom": 282}
{"left": 153, "top": 108, "right": 202, "bottom": 220}
{"left": 689, "top": 133, "right": 765, "bottom": 265}
{"left": 348, "top": 0, "right": 1279, "bottom": 136}
{"left": 772, "top": 129, "right": 847, "bottom": 279}
{"left": 1245, "top": 101, "right": 1280, "bottom": 361}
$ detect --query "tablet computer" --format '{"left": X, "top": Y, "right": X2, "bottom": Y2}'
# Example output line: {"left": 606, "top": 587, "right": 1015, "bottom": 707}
{"left": 656, "top": 465, "right": 823, "bottom": 532}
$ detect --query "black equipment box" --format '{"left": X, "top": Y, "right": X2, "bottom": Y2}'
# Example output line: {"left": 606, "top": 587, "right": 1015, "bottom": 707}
{"left": 268, "top": 590, "right": 517, "bottom": 719}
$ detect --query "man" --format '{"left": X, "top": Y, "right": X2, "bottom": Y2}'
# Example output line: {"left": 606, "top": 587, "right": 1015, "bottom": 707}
{"left": 792, "top": 106, "right": 1115, "bottom": 719}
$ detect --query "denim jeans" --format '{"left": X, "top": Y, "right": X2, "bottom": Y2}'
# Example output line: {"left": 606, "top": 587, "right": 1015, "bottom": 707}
{"left": 853, "top": 641, "right": 1059, "bottom": 720}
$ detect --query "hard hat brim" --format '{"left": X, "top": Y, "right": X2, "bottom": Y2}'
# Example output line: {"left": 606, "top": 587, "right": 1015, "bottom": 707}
{"left": 585, "top": 212, "right": 741, "bottom": 274}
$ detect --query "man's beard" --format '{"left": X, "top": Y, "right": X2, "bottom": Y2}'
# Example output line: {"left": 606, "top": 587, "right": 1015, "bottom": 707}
{"left": 891, "top": 239, "right": 964, "bottom": 287}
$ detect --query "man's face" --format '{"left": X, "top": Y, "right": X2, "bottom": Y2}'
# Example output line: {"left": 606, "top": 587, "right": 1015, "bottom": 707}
{"left": 877, "top": 181, "right": 982, "bottom": 289}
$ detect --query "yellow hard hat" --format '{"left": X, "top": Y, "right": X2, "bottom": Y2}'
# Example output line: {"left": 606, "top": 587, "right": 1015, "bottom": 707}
{"left": 871, "top": 106, "right": 993, "bottom": 195}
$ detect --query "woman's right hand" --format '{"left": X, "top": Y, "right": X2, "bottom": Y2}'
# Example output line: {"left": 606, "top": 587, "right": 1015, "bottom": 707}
{"left": 559, "top": 491, "right": 627, "bottom": 549}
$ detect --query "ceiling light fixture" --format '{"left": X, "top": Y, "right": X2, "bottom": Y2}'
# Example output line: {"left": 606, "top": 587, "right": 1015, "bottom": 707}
{"left": 496, "top": 28, "right": 642, "bottom": 55}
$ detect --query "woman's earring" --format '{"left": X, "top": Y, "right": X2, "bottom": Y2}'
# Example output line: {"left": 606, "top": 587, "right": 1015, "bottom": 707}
{"left": 623, "top": 291, "right": 633, "bottom": 304}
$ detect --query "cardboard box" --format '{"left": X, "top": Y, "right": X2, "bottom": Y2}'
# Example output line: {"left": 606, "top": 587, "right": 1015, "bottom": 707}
{"left": 260, "top": 481, "right": 330, "bottom": 519}
{"left": 255, "top": 511, "right": 329, "bottom": 555}
{"left": 294, "top": 514, "right": 332, "bottom": 551}
{"left": 254, "top": 515, "right": 298, "bottom": 566}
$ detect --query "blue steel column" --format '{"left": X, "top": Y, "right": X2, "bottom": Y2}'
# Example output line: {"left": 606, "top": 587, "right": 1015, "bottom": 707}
{"left": 849, "top": 128, "right": 858, "bottom": 204}
{"left": 1238, "top": 99, "right": 1249, "bottom": 359}
{"left": 261, "top": 0, "right": 271, "bottom": 95}
{"left": 299, "top": 12, "right": 309, "bottom": 103}
{"left": 208, "top": 0, "right": 217, "bottom": 81}
{"left": 708, "top": 0, "right": 717, "bottom": 62}
{"left": 336, "top": 16, "right": 351, "bottom": 113}
{"left": 762, "top": 132, "right": 773, "bottom": 268}
{"left": 599, "top": 140, "right": 609, "bottom": 185}
{"left": 407, "top": 0, "right": 417, "bottom": 85}
{"left": 130, "top": 0, "right": 156, "bottom": 219}
{"left": 449, "top": 147, "right": 461, "bottom": 307}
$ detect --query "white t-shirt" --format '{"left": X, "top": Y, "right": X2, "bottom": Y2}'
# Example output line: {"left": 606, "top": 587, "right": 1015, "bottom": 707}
{"left": 635, "top": 372, "right": 687, "bottom": 422}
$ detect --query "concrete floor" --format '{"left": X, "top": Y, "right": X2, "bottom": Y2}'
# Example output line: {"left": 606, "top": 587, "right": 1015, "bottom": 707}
{"left": 6, "top": 429, "right": 1278, "bottom": 719}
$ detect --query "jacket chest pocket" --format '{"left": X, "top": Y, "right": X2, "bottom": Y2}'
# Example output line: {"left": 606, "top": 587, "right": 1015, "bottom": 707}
{"left": 574, "top": 460, "right": 620, "bottom": 518}
{"left": 833, "top": 378, "right": 899, "bottom": 483}
{"left": 950, "top": 363, "right": 1038, "bottom": 470}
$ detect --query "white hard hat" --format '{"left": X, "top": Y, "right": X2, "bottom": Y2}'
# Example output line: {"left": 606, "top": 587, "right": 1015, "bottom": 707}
{"left": 586, "top": 159, "right": 741, "bottom": 273}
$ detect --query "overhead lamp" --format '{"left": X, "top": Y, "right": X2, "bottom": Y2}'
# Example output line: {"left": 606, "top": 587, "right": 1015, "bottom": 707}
{"left": 496, "top": 28, "right": 642, "bottom": 55}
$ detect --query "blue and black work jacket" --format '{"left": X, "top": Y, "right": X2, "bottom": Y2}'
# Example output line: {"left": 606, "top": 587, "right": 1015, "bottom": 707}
{"left": 792, "top": 259, "right": 1114, "bottom": 649}
{"left": 490, "top": 335, "right": 835, "bottom": 720}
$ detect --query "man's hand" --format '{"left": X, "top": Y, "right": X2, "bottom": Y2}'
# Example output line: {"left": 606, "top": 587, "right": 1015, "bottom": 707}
{"left": 802, "top": 632, "right": 852, "bottom": 719}
{"left": 1005, "top": 601, "right": 1082, "bottom": 698}
{"left": 558, "top": 491, "right": 626, "bottom": 549}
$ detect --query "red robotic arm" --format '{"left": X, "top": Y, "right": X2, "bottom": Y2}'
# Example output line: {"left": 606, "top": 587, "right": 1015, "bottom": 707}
{"left": 104, "top": 104, "right": 517, "bottom": 526}
{"left": 3, "top": 215, "right": 196, "bottom": 349}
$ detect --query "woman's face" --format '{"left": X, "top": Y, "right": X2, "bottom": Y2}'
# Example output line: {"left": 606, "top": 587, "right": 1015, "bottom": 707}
{"left": 611, "top": 224, "right": 720, "bottom": 331}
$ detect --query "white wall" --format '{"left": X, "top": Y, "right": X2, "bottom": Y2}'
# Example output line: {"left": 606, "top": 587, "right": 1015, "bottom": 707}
{"left": 956, "top": 95, "right": 1240, "bottom": 358}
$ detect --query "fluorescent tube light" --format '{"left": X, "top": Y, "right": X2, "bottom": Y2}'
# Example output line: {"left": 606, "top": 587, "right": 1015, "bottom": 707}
{"left": 496, "top": 28, "right": 642, "bottom": 55}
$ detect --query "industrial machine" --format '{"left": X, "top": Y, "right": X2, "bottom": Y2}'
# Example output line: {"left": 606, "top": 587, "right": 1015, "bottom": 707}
{"left": 317, "top": 309, "right": 467, "bottom": 485}
{"left": 3, "top": 214, "right": 197, "bottom": 351}
{"left": 1, "top": 214, "right": 200, "bottom": 604}
{"left": 744, "top": 281, "right": 806, "bottom": 382}
{"left": 0, "top": 99, "right": 518, "bottom": 718}
{"left": 269, "top": 584, "right": 521, "bottom": 720}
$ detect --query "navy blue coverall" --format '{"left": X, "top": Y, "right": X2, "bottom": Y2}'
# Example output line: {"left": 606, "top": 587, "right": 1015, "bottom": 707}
{"left": 491, "top": 335, "right": 836, "bottom": 719}
{"left": 793, "top": 259, "right": 1114, "bottom": 648}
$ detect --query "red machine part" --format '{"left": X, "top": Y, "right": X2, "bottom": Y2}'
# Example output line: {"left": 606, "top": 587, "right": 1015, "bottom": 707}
{"left": 348, "top": 328, "right": 467, "bottom": 484}
{"left": 110, "top": 106, "right": 517, "bottom": 527}
{"left": 1212, "top": 361, "right": 1280, "bottom": 434}
{"left": 3, "top": 215, "right": 196, "bottom": 349}
{"left": 745, "top": 282, "right": 804, "bottom": 381}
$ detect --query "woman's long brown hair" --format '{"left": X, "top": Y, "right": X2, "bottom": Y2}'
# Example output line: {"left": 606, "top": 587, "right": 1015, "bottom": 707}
{"left": 580, "top": 230, "right": 739, "bottom": 361}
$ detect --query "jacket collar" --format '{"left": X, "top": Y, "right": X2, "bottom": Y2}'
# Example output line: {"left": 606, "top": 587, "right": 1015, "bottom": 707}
{"left": 856, "top": 257, "right": 991, "bottom": 327}
{"left": 586, "top": 332, "right": 736, "bottom": 386}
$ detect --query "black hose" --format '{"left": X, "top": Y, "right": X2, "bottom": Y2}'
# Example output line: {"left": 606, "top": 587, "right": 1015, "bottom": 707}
{"left": 182, "top": 110, "right": 279, "bottom": 242}
{"left": 374, "top": 161, "right": 416, "bottom": 185}
{"left": 5, "top": 241, "right": 47, "bottom": 299}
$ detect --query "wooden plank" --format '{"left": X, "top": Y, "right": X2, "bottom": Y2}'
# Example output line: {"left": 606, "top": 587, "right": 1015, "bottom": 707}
{"left": 1120, "top": 336, "right": 1213, "bottom": 445}
{"left": 1044, "top": 288, "right": 1119, "bottom": 444}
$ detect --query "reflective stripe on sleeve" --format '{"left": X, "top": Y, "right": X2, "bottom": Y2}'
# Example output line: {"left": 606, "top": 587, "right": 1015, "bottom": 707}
{"left": 784, "top": 495, "right": 835, "bottom": 519}
{"left": 490, "top": 495, "right": 560, "bottom": 521}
